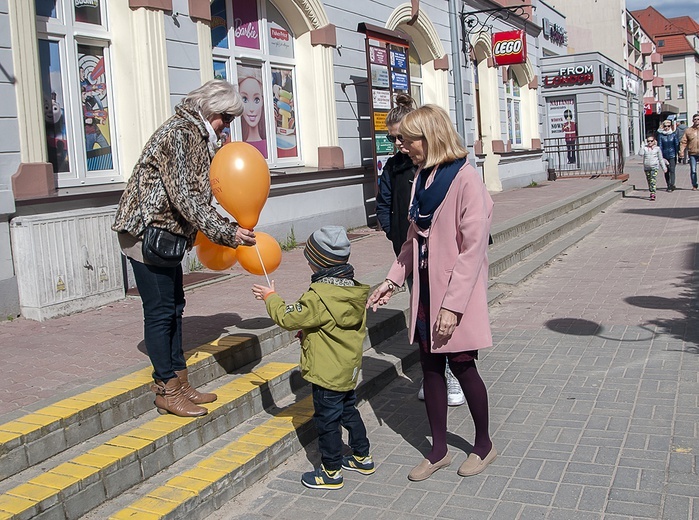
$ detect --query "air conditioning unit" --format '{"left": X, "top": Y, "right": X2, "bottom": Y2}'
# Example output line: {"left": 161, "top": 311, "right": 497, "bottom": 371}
{"left": 10, "top": 206, "right": 124, "bottom": 321}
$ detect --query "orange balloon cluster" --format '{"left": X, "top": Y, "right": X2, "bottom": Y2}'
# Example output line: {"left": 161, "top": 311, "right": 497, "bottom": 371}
{"left": 210, "top": 142, "right": 270, "bottom": 229}
{"left": 195, "top": 232, "right": 237, "bottom": 271}
{"left": 236, "top": 232, "right": 282, "bottom": 275}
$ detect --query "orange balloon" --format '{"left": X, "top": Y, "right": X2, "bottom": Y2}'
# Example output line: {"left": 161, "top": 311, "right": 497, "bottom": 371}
{"left": 210, "top": 142, "right": 270, "bottom": 229}
{"left": 236, "top": 232, "right": 282, "bottom": 276}
{"left": 196, "top": 234, "right": 237, "bottom": 271}
{"left": 193, "top": 231, "right": 205, "bottom": 247}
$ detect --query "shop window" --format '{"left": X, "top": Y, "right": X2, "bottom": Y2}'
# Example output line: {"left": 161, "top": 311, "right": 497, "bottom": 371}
{"left": 678, "top": 84, "right": 684, "bottom": 99}
{"left": 211, "top": 0, "right": 299, "bottom": 165}
{"left": 35, "top": 0, "right": 118, "bottom": 186}
{"left": 505, "top": 69, "right": 522, "bottom": 147}
{"left": 665, "top": 85, "right": 672, "bottom": 100}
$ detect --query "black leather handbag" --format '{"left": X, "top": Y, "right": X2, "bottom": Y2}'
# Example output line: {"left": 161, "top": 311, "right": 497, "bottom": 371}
{"left": 141, "top": 225, "right": 187, "bottom": 267}
{"left": 137, "top": 171, "right": 187, "bottom": 268}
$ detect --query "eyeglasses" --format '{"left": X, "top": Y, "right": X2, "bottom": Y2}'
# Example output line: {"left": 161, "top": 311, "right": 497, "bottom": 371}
{"left": 221, "top": 113, "right": 235, "bottom": 125}
{"left": 663, "top": 124, "right": 671, "bottom": 127}
{"left": 386, "top": 134, "right": 404, "bottom": 144}
{"left": 646, "top": 140, "right": 655, "bottom": 144}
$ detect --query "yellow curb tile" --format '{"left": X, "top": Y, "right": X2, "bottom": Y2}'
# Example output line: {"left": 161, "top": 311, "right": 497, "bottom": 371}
{"left": 109, "top": 508, "right": 162, "bottom": 520}
{"left": 72, "top": 452, "right": 118, "bottom": 470}
{"left": 50, "top": 462, "right": 97, "bottom": 480}
{"left": 226, "top": 440, "right": 267, "bottom": 454}
{"left": 249, "top": 425, "right": 289, "bottom": 441}
{"left": 0, "top": 511, "right": 12, "bottom": 520}
{"left": 209, "top": 335, "right": 247, "bottom": 347}
{"left": 14, "top": 414, "right": 59, "bottom": 427}
{"left": 7, "top": 482, "right": 56, "bottom": 502}
{"left": 31, "top": 472, "right": 77, "bottom": 491}
{"left": 147, "top": 421, "right": 187, "bottom": 434}
{"left": 265, "top": 417, "right": 303, "bottom": 432}
{"left": 198, "top": 457, "right": 240, "bottom": 474}
{"left": 152, "top": 415, "right": 189, "bottom": 427}
{"left": 253, "top": 363, "right": 296, "bottom": 380}
{"left": 0, "top": 494, "right": 36, "bottom": 515}
{"left": 126, "top": 427, "right": 166, "bottom": 442}
{"left": 0, "top": 421, "right": 39, "bottom": 435}
{"left": 68, "top": 391, "right": 106, "bottom": 404}
{"left": 180, "top": 467, "right": 229, "bottom": 483}
{"left": 197, "top": 344, "right": 229, "bottom": 354}
{"left": 107, "top": 435, "right": 152, "bottom": 451}
{"left": 0, "top": 431, "right": 21, "bottom": 444}
{"left": 129, "top": 497, "right": 179, "bottom": 516}
{"left": 98, "top": 382, "right": 138, "bottom": 394}
{"left": 51, "top": 398, "right": 90, "bottom": 411}
{"left": 238, "top": 432, "right": 277, "bottom": 447}
{"left": 117, "top": 372, "right": 152, "bottom": 384}
{"left": 25, "top": 404, "right": 78, "bottom": 421}
{"left": 149, "top": 485, "right": 195, "bottom": 502}
{"left": 90, "top": 444, "right": 136, "bottom": 460}
{"left": 215, "top": 449, "right": 255, "bottom": 465}
{"left": 166, "top": 475, "right": 211, "bottom": 494}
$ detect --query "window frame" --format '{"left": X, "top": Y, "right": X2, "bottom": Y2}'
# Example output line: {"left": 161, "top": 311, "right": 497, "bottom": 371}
{"left": 211, "top": 0, "right": 302, "bottom": 168}
{"left": 504, "top": 70, "right": 523, "bottom": 148}
{"left": 678, "top": 84, "right": 684, "bottom": 99}
{"left": 665, "top": 85, "right": 672, "bottom": 100}
{"left": 35, "top": 0, "right": 120, "bottom": 187}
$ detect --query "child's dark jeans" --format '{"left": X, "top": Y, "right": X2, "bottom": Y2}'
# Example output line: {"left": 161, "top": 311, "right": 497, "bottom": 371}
{"left": 311, "top": 384, "right": 370, "bottom": 471}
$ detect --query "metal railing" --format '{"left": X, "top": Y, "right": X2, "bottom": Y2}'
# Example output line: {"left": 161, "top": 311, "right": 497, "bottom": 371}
{"left": 543, "top": 133, "right": 624, "bottom": 178}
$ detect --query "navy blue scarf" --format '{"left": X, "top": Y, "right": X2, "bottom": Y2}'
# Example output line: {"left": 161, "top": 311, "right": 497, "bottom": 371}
{"left": 409, "top": 158, "right": 466, "bottom": 230}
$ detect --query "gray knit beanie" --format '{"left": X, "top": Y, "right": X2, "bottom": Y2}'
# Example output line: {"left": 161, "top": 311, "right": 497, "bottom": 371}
{"left": 304, "top": 226, "right": 351, "bottom": 268}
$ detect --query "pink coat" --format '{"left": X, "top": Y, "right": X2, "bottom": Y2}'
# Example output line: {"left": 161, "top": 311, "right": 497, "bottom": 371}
{"left": 387, "top": 160, "right": 494, "bottom": 353}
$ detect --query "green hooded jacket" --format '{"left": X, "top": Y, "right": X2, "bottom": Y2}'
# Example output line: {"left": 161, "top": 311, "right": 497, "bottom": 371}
{"left": 265, "top": 280, "right": 370, "bottom": 392}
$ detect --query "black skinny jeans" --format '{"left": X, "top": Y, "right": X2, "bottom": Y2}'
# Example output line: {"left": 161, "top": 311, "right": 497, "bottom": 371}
{"left": 311, "top": 384, "right": 370, "bottom": 471}
{"left": 130, "top": 258, "right": 186, "bottom": 382}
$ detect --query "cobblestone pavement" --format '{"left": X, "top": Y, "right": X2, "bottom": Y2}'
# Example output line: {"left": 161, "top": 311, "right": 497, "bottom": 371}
{"left": 208, "top": 159, "right": 699, "bottom": 519}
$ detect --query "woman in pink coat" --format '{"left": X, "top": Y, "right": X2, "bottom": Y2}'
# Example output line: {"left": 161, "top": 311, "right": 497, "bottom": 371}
{"left": 368, "top": 105, "right": 495, "bottom": 481}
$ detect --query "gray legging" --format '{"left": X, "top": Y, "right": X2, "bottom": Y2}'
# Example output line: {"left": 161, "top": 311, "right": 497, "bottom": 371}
{"left": 664, "top": 157, "right": 676, "bottom": 188}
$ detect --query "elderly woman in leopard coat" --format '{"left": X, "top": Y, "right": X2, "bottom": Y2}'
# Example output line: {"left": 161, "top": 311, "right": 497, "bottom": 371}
{"left": 113, "top": 80, "right": 256, "bottom": 417}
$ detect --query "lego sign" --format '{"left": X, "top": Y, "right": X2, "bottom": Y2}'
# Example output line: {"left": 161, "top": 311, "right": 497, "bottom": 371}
{"left": 492, "top": 30, "right": 527, "bottom": 66}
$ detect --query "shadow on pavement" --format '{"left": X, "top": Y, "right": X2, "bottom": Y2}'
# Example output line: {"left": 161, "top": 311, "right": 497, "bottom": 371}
{"left": 621, "top": 207, "right": 699, "bottom": 220}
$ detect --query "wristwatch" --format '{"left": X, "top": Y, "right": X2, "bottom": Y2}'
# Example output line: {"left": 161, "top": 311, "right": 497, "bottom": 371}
{"left": 385, "top": 280, "right": 396, "bottom": 292}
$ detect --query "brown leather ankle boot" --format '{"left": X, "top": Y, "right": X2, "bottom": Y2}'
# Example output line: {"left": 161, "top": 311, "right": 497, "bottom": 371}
{"left": 175, "top": 368, "right": 217, "bottom": 404}
{"left": 151, "top": 377, "right": 208, "bottom": 417}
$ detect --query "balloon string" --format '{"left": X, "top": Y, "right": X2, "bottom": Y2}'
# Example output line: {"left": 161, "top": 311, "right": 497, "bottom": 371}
{"left": 254, "top": 244, "right": 271, "bottom": 286}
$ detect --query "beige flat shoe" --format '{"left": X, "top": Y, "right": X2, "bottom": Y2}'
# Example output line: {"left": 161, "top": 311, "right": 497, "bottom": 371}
{"left": 458, "top": 447, "right": 497, "bottom": 477}
{"left": 408, "top": 452, "right": 452, "bottom": 481}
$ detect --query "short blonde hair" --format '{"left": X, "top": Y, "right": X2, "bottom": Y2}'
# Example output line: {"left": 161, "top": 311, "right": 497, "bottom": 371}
{"left": 183, "top": 79, "right": 244, "bottom": 120}
{"left": 399, "top": 104, "right": 468, "bottom": 168}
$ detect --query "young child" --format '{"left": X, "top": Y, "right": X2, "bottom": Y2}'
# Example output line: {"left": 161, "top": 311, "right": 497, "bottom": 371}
{"left": 640, "top": 135, "right": 666, "bottom": 201}
{"left": 251, "top": 226, "right": 374, "bottom": 489}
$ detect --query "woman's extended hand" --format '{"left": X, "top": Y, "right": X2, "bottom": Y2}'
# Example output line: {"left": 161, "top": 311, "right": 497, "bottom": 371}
{"left": 366, "top": 280, "right": 395, "bottom": 311}
{"left": 435, "top": 308, "right": 458, "bottom": 338}
{"left": 236, "top": 227, "right": 256, "bottom": 246}
{"left": 252, "top": 280, "right": 275, "bottom": 300}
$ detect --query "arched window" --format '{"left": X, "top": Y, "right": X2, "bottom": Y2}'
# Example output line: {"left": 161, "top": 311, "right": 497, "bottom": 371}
{"left": 211, "top": 0, "right": 300, "bottom": 165}
{"left": 505, "top": 68, "right": 522, "bottom": 147}
{"left": 409, "top": 44, "right": 423, "bottom": 105}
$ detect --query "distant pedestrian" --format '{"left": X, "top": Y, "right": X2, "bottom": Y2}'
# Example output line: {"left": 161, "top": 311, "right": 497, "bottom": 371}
{"left": 376, "top": 93, "right": 465, "bottom": 407}
{"left": 657, "top": 119, "right": 679, "bottom": 191}
{"left": 679, "top": 113, "right": 699, "bottom": 190}
{"left": 676, "top": 119, "right": 688, "bottom": 163}
{"left": 252, "top": 226, "right": 374, "bottom": 490}
{"left": 640, "top": 134, "right": 666, "bottom": 201}
{"left": 368, "top": 105, "right": 496, "bottom": 482}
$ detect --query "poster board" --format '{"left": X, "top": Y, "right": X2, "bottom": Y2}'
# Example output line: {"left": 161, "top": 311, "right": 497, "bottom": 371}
{"left": 358, "top": 24, "right": 411, "bottom": 193}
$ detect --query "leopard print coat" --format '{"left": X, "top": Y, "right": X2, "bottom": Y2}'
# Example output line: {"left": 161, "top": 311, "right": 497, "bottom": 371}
{"left": 112, "top": 101, "right": 239, "bottom": 249}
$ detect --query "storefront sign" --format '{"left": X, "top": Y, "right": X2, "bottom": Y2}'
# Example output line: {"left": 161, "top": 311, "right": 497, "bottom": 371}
{"left": 542, "top": 18, "right": 567, "bottom": 47}
{"left": 370, "top": 46, "right": 388, "bottom": 66}
{"left": 547, "top": 97, "right": 577, "bottom": 138}
{"left": 542, "top": 65, "right": 594, "bottom": 88}
{"left": 373, "top": 111, "right": 388, "bottom": 132}
{"left": 391, "top": 71, "right": 409, "bottom": 91}
{"left": 372, "top": 89, "right": 391, "bottom": 110}
{"left": 390, "top": 50, "right": 407, "bottom": 70}
{"left": 492, "top": 30, "right": 527, "bottom": 66}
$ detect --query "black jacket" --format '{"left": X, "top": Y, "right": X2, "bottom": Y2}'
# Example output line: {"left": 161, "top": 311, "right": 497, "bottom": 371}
{"left": 375, "top": 152, "right": 417, "bottom": 256}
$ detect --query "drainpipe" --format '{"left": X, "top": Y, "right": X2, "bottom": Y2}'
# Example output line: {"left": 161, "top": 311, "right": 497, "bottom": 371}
{"left": 448, "top": 0, "right": 465, "bottom": 138}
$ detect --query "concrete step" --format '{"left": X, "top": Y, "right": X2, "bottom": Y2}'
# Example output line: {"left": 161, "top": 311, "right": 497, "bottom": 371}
{"left": 488, "top": 183, "right": 630, "bottom": 279}
{"left": 0, "top": 181, "right": 630, "bottom": 519}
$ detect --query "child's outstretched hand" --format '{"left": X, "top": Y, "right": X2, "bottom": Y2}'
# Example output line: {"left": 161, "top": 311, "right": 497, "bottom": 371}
{"left": 252, "top": 281, "right": 276, "bottom": 300}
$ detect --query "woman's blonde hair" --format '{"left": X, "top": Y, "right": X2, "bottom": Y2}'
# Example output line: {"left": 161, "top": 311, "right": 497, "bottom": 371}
{"left": 183, "top": 79, "right": 244, "bottom": 120}
{"left": 399, "top": 104, "right": 468, "bottom": 167}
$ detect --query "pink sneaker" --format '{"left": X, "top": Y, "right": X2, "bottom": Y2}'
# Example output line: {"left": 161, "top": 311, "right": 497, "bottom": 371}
{"left": 650, "top": 193, "right": 656, "bottom": 201}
